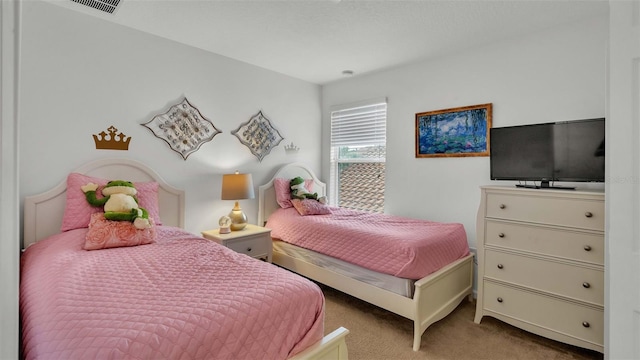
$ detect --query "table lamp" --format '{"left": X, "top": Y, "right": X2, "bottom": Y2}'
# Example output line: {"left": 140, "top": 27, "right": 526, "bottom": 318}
{"left": 221, "top": 171, "right": 255, "bottom": 231}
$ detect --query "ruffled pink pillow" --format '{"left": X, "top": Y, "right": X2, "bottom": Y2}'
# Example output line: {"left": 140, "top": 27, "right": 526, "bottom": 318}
{"left": 84, "top": 213, "right": 156, "bottom": 250}
{"left": 291, "top": 199, "right": 332, "bottom": 216}
{"left": 274, "top": 178, "right": 314, "bottom": 208}
{"left": 61, "top": 173, "right": 162, "bottom": 232}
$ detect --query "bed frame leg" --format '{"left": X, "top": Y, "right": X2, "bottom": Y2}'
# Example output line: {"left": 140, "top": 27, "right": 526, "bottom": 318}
{"left": 412, "top": 336, "right": 421, "bottom": 351}
{"left": 412, "top": 323, "right": 423, "bottom": 351}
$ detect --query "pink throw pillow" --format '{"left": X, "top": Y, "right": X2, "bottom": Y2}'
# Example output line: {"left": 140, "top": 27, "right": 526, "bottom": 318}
{"left": 84, "top": 213, "right": 156, "bottom": 250}
{"left": 274, "top": 178, "right": 314, "bottom": 208}
{"left": 61, "top": 173, "right": 162, "bottom": 232}
{"left": 291, "top": 199, "right": 332, "bottom": 216}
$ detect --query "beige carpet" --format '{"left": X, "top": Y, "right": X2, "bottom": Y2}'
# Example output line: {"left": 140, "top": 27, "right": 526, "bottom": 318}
{"left": 320, "top": 284, "right": 603, "bottom": 360}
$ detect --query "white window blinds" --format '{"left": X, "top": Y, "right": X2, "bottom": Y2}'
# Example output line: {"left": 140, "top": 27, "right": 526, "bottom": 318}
{"left": 331, "top": 101, "right": 387, "bottom": 147}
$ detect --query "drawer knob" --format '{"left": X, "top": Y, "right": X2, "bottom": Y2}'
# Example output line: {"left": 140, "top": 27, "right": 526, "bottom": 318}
{"left": 247, "top": 247, "right": 252, "bottom": 252}
{"left": 498, "top": 233, "right": 505, "bottom": 238}
{"left": 497, "top": 297, "right": 503, "bottom": 303}
{"left": 499, "top": 204, "right": 506, "bottom": 209}
{"left": 584, "top": 245, "right": 592, "bottom": 251}
{"left": 582, "top": 321, "right": 590, "bottom": 328}
{"left": 585, "top": 212, "right": 593, "bottom": 218}
{"left": 583, "top": 282, "right": 591, "bottom": 289}
{"left": 497, "top": 264, "right": 504, "bottom": 269}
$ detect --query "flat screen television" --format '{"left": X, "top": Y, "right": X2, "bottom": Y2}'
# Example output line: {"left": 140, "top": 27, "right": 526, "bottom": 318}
{"left": 490, "top": 118, "right": 605, "bottom": 189}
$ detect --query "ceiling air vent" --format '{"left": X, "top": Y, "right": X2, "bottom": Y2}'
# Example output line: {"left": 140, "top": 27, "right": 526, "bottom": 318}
{"left": 70, "top": 0, "right": 121, "bottom": 14}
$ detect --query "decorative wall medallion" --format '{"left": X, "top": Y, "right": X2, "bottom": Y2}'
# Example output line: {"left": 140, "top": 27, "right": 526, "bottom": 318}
{"left": 93, "top": 125, "right": 131, "bottom": 150}
{"left": 142, "top": 98, "right": 221, "bottom": 160}
{"left": 231, "top": 111, "right": 284, "bottom": 162}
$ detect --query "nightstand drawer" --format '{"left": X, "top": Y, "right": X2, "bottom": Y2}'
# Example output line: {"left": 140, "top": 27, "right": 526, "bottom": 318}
{"left": 484, "top": 250, "right": 603, "bottom": 306}
{"left": 486, "top": 193, "right": 604, "bottom": 230}
{"left": 201, "top": 224, "right": 273, "bottom": 262}
{"left": 225, "top": 236, "right": 271, "bottom": 259}
{"left": 485, "top": 220, "right": 604, "bottom": 265}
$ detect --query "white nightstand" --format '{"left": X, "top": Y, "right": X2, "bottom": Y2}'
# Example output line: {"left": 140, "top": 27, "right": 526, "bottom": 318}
{"left": 202, "top": 224, "right": 272, "bottom": 262}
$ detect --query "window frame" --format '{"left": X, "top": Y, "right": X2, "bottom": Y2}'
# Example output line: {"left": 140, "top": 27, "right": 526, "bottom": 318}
{"left": 329, "top": 98, "right": 387, "bottom": 212}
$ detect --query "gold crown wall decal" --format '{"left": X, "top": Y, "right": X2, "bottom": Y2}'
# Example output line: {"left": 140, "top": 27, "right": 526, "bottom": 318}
{"left": 93, "top": 125, "right": 131, "bottom": 151}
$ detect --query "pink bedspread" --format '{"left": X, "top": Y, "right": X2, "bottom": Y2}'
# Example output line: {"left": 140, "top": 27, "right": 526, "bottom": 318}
{"left": 267, "top": 207, "right": 469, "bottom": 280}
{"left": 20, "top": 227, "right": 324, "bottom": 360}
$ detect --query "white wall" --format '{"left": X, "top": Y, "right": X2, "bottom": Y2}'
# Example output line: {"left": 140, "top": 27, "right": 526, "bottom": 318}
{"left": 606, "top": 1, "right": 639, "bottom": 358}
{"left": 18, "top": 0, "right": 322, "bottom": 240}
{"left": 1, "top": 1, "right": 20, "bottom": 358}
{"left": 321, "top": 16, "right": 608, "bottom": 251}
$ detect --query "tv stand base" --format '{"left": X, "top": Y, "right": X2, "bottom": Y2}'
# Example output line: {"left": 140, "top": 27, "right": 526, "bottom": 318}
{"left": 515, "top": 183, "right": 576, "bottom": 190}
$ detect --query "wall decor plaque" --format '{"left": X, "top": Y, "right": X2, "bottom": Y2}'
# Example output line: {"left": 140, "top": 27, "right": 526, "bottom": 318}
{"left": 142, "top": 98, "right": 221, "bottom": 160}
{"left": 231, "top": 110, "right": 284, "bottom": 162}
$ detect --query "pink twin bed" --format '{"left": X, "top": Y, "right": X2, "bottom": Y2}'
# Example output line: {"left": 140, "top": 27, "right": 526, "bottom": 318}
{"left": 20, "top": 159, "right": 348, "bottom": 360}
{"left": 258, "top": 163, "right": 474, "bottom": 351}
{"left": 267, "top": 206, "right": 469, "bottom": 280}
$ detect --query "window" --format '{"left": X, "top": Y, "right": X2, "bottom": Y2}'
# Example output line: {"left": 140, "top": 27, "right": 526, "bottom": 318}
{"left": 330, "top": 99, "right": 387, "bottom": 213}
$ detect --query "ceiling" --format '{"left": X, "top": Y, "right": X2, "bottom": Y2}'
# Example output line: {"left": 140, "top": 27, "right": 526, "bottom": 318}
{"left": 48, "top": 0, "right": 609, "bottom": 85}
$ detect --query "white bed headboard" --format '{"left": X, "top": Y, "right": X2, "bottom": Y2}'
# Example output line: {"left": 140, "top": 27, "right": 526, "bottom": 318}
{"left": 257, "top": 162, "right": 326, "bottom": 226}
{"left": 23, "top": 158, "right": 185, "bottom": 249}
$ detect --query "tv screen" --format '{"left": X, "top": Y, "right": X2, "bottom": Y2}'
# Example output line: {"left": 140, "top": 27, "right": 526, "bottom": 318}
{"left": 490, "top": 118, "right": 605, "bottom": 188}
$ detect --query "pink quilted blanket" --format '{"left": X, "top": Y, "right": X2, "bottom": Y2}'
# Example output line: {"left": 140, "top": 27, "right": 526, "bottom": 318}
{"left": 20, "top": 227, "right": 324, "bottom": 360}
{"left": 267, "top": 207, "right": 469, "bottom": 279}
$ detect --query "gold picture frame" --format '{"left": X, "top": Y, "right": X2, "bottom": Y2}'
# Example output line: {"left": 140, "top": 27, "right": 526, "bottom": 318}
{"left": 415, "top": 103, "right": 492, "bottom": 158}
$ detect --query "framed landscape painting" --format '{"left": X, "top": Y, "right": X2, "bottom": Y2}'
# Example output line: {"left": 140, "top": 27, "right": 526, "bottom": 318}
{"left": 415, "top": 103, "right": 492, "bottom": 158}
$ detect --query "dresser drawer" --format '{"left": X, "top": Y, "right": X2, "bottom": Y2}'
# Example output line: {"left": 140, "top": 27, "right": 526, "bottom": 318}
{"left": 486, "top": 193, "right": 604, "bottom": 230}
{"left": 485, "top": 221, "right": 604, "bottom": 265}
{"left": 484, "top": 250, "right": 604, "bottom": 306}
{"left": 225, "top": 236, "right": 271, "bottom": 259}
{"left": 483, "top": 280, "right": 603, "bottom": 347}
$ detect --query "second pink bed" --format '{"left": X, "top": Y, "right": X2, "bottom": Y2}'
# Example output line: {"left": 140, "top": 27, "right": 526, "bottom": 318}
{"left": 267, "top": 206, "right": 470, "bottom": 280}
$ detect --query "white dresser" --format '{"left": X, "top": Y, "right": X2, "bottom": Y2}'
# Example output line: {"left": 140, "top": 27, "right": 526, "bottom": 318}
{"left": 474, "top": 186, "right": 604, "bottom": 353}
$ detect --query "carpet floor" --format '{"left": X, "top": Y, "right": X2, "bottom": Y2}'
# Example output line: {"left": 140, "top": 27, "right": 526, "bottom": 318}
{"left": 320, "top": 284, "right": 604, "bottom": 360}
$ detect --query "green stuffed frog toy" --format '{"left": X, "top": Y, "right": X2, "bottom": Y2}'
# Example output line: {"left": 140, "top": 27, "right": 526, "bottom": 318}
{"left": 290, "top": 176, "right": 327, "bottom": 204}
{"left": 81, "top": 180, "right": 151, "bottom": 229}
